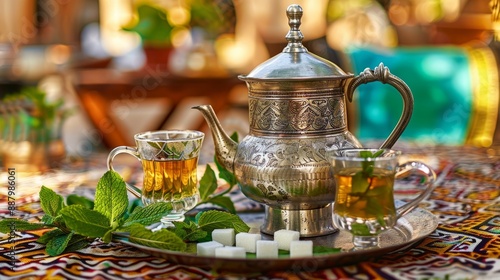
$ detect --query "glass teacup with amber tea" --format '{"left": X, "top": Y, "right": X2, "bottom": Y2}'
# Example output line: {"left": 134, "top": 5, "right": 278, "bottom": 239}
{"left": 107, "top": 130, "right": 204, "bottom": 224}
{"left": 329, "top": 149, "right": 436, "bottom": 249}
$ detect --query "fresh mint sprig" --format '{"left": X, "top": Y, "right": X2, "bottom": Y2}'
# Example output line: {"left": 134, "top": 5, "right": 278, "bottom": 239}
{"left": 127, "top": 210, "right": 250, "bottom": 251}
{"left": 0, "top": 145, "right": 247, "bottom": 256}
{"left": 0, "top": 171, "right": 174, "bottom": 256}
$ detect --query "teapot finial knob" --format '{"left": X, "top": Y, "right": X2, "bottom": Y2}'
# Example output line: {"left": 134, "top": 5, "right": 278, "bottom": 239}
{"left": 283, "top": 4, "right": 307, "bottom": 53}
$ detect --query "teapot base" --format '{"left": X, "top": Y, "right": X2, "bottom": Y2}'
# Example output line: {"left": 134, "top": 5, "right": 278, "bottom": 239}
{"left": 261, "top": 204, "right": 338, "bottom": 237}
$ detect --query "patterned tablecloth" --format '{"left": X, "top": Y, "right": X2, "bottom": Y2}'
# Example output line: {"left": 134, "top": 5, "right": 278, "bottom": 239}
{"left": 1, "top": 144, "right": 499, "bottom": 279}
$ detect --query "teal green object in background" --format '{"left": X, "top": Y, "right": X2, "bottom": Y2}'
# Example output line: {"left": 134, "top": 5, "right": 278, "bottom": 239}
{"left": 345, "top": 46, "right": 473, "bottom": 145}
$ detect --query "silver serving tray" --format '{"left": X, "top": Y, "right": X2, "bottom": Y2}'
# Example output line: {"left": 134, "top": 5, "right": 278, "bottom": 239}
{"left": 116, "top": 207, "right": 438, "bottom": 273}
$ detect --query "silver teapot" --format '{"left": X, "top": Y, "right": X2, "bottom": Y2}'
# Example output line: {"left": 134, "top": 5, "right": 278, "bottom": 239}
{"left": 194, "top": 4, "right": 413, "bottom": 237}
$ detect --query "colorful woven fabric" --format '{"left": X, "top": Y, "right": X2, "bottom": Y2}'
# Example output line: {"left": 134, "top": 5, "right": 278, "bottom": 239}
{"left": 1, "top": 145, "right": 499, "bottom": 279}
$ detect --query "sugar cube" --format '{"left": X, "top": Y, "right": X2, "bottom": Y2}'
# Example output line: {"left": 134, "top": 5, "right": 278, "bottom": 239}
{"left": 274, "top": 229, "right": 300, "bottom": 251}
{"left": 235, "top": 232, "right": 261, "bottom": 253}
{"left": 256, "top": 240, "right": 278, "bottom": 258}
{"left": 212, "top": 228, "right": 235, "bottom": 246}
{"left": 196, "top": 241, "right": 223, "bottom": 257}
{"left": 215, "top": 246, "right": 246, "bottom": 258}
{"left": 290, "top": 240, "right": 313, "bottom": 257}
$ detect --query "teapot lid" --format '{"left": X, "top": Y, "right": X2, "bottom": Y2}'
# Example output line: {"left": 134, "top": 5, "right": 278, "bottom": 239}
{"left": 239, "top": 4, "right": 352, "bottom": 81}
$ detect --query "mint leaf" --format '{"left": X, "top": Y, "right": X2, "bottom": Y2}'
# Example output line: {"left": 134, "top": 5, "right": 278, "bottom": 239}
{"left": 40, "top": 186, "right": 64, "bottom": 217}
{"left": 128, "top": 224, "right": 187, "bottom": 252}
{"left": 64, "top": 235, "right": 90, "bottom": 253}
{"left": 352, "top": 149, "right": 384, "bottom": 195}
{"left": 351, "top": 223, "right": 371, "bottom": 236}
{"left": 170, "top": 221, "right": 207, "bottom": 242}
{"left": 60, "top": 205, "right": 111, "bottom": 238}
{"left": 372, "top": 149, "right": 384, "bottom": 158}
{"left": 197, "top": 210, "right": 250, "bottom": 235}
{"left": 120, "top": 202, "right": 172, "bottom": 229}
{"left": 41, "top": 214, "right": 64, "bottom": 226}
{"left": 46, "top": 232, "right": 74, "bottom": 256}
{"left": 366, "top": 195, "right": 386, "bottom": 224}
{"left": 359, "top": 150, "right": 374, "bottom": 158}
{"left": 183, "top": 229, "right": 207, "bottom": 242}
{"left": 185, "top": 243, "right": 197, "bottom": 254}
{"left": 247, "top": 246, "right": 340, "bottom": 258}
{"left": 214, "top": 132, "right": 238, "bottom": 186}
{"left": 351, "top": 172, "right": 370, "bottom": 194}
{"left": 41, "top": 214, "right": 55, "bottom": 225}
{"left": 313, "top": 246, "right": 341, "bottom": 255}
{"left": 205, "top": 196, "right": 236, "bottom": 214}
{"left": 103, "top": 229, "right": 114, "bottom": 243}
{"left": 199, "top": 164, "right": 218, "bottom": 201}
{"left": 67, "top": 194, "right": 94, "bottom": 209}
{"left": 94, "top": 170, "right": 128, "bottom": 224}
{"left": 44, "top": 233, "right": 90, "bottom": 256}
{"left": 37, "top": 228, "right": 65, "bottom": 244}
{"left": 0, "top": 219, "right": 48, "bottom": 232}
{"left": 359, "top": 149, "right": 383, "bottom": 178}
{"left": 215, "top": 158, "right": 237, "bottom": 186}
{"left": 128, "top": 198, "right": 143, "bottom": 215}
{"left": 229, "top": 131, "right": 239, "bottom": 142}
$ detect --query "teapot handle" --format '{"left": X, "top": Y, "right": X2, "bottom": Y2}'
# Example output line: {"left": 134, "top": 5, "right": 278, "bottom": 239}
{"left": 345, "top": 62, "right": 414, "bottom": 149}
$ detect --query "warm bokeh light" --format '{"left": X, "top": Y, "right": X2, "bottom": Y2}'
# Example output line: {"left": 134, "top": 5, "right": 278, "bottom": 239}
{"left": 214, "top": 33, "right": 245, "bottom": 70}
{"left": 212, "top": 1, "right": 269, "bottom": 73}
{"left": 415, "top": 1, "right": 442, "bottom": 23}
{"left": 326, "top": 0, "right": 344, "bottom": 20}
{"left": 326, "top": 0, "right": 397, "bottom": 50}
{"left": 167, "top": 6, "right": 190, "bottom": 26}
{"left": 187, "top": 52, "right": 205, "bottom": 71}
{"left": 171, "top": 26, "right": 191, "bottom": 48}
{"left": 441, "top": 0, "right": 461, "bottom": 21}
{"left": 387, "top": 0, "right": 455, "bottom": 26}
{"left": 388, "top": 3, "right": 410, "bottom": 26}
{"left": 99, "top": 0, "right": 141, "bottom": 56}
{"left": 46, "top": 44, "right": 71, "bottom": 65}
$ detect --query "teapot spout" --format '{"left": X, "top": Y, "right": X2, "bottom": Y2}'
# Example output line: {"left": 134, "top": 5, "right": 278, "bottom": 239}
{"left": 192, "top": 105, "right": 238, "bottom": 173}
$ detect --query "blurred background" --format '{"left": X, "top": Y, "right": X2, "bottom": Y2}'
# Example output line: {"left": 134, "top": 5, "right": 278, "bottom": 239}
{"left": 0, "top": 0, "right": 499, "bottom": 170}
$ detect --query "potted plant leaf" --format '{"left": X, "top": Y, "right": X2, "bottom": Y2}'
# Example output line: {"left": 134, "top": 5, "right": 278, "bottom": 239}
{"left": 122, "top": 3, "right": 174, "bottom": 68}
{"left": 122, "top": 1, "right": 231, "bottom": 71}
{"left": 0, "top": 87, "right": 71, "bottom": 172}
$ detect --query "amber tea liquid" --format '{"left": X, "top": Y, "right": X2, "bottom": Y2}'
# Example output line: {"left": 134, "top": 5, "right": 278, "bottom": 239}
{"left": 334, "top": 167, "right": 397, "bottom": 235}
{"left": 141, "top": 157, "right": 199, "bottom": 209}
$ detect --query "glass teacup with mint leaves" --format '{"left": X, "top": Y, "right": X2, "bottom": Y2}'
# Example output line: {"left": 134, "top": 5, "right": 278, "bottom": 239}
{"left": 329, "top": 148, "right": 436, "bottom": 249}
